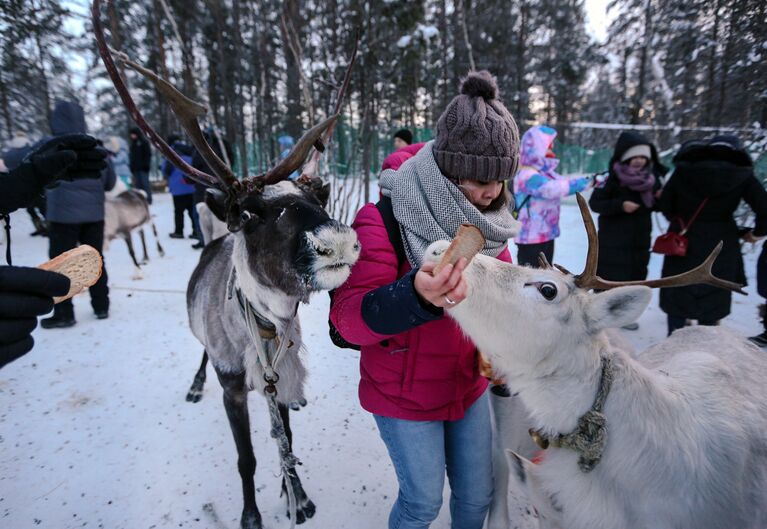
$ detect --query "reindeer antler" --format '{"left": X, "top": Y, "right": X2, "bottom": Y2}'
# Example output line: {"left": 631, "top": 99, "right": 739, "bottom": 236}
{"left": 572, "top": 194, "right": 745, "bottom": 294}
{"left": 92, "top": 0, "right": 227, "bottom": 190}
{"left": 298, "top": 30, "right": 359, "bottom": 182}
{"left": 93, "top": 0, "right": 341, "bottom": 197}
{"left": 538, "top": 252, "right": 553, "bottom": 269}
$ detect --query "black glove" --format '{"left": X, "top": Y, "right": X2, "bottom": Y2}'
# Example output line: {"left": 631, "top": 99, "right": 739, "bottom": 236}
{"left": 23, "top": 133, "right": 108, "bottom": 185}
{"left": 0, "top": 266, "right": 70, "bottom": 368}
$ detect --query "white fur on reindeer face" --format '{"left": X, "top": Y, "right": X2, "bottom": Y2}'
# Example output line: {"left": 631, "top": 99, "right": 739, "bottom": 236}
{"left": 423, "top": 241, "right": 652, "bottom": 377}
{"left": 304, "top": 222, "right": 360, "bottom": 291}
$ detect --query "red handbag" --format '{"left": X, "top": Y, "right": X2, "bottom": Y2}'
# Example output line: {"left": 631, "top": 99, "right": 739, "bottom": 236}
{"left": 652, "top": 198, "right": 708, "bottom": 257}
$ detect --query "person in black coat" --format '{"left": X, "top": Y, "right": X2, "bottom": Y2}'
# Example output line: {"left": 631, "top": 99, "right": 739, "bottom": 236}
{"left": 129, "top": 126, "right": 152, "bottom": 204}
{"left": 42, "top": 101, "right": 116, "bottom": 329}
{"left": 658, "top": 135, "right": 767, "bottom": 336}
{"left": 589, "top": 132, "right": 667, "bottom": 329}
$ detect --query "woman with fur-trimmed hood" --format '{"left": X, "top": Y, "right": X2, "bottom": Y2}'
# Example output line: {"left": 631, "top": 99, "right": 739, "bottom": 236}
{"left": 589, "top": 132, "right": 667, "bottom": 302}
{"left": 658, "top": 135, "right": 767, "bottom": 335}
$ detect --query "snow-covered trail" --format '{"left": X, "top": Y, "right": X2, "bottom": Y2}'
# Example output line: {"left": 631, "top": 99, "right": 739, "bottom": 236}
{"left": 0, "top": 192, "right": 762, "bottom": 528}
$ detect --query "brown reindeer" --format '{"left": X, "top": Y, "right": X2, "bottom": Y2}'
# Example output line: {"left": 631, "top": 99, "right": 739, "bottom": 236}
{"left": 104, "top": 184, "right": 164, "bottom": 279}
{"left": 93, "top": 2, "right": 359, "bottom": 527}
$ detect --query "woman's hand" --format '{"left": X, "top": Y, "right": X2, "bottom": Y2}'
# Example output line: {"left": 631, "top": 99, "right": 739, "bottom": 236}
{"left": 623, "top": 201, "right": 640, "bottom": 213}
{"left": 414, "top": 257, "right": 469, "bottom": 308}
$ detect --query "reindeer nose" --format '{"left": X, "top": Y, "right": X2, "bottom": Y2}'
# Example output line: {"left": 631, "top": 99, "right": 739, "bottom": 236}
{"left": 310, "top": 222, "right": 360, "bottom": 262}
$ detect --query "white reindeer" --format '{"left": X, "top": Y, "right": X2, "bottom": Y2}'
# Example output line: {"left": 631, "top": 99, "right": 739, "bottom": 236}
{"left": 425, "top": 195, "right": 767, "bottom": 529}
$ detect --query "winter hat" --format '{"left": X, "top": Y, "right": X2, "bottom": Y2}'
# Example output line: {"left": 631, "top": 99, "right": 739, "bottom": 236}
{"left": 620, "top": 144, "right": 652, "bottom": 162}
{"left": 394, "top": 128, "right": 413, "bottom": 145}
{"left": 433, "top": 70, "right": 520, "bottom": 182}
{"left": 278, "top": 135, "right": 295, "bottom": 148}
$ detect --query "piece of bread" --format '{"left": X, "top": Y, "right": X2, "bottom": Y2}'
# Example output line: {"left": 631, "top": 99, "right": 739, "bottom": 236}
{"left": 433, "top": 224, "right": 485, "bottom": 275}
{"left": 38, "top": 245, "right": 103, "bottom": 303}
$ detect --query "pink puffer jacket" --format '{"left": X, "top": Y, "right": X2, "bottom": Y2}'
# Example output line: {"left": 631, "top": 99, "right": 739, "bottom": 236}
{"left": 381, "top": 142, "right": 426, "bottom": 171}
{"left": 330, "top": 202, "right": 512, "bottom": 421}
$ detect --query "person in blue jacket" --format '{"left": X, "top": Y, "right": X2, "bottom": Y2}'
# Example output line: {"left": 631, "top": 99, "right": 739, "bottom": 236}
{"left": 162, "top": 134, "right": 197, "bottom": 239}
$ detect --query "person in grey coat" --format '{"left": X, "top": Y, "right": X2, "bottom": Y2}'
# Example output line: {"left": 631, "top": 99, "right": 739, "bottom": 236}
{"left": 42, "top": 100, "right": 115, "bottom": 329}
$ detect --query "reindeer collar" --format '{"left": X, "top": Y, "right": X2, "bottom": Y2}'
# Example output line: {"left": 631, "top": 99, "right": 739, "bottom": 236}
{"left": 528, "top": 354, "right": 614, "bottom": 473}
{"left": 227, "top": 268, "right": 278, "bottom": 339}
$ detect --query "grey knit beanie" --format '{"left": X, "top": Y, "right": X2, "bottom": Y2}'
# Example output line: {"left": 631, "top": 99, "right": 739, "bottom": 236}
{"left": 433, "top": 71, "right": 520, "bottom": 182}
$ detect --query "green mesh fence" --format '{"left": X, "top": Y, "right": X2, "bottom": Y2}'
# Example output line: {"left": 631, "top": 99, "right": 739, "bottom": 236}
{"left": 240, "top": 123, "right": 766, "bottom": 182}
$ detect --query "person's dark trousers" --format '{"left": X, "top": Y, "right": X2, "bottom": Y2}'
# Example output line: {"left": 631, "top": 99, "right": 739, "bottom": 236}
{"left": 132, "top": 170, "right": 152, "bottom": 204}
{"left": 667, "top": 315, "right": 717, "bottom": 336}
{"left": 48, "top": 221, "right": 109, "bottom": 318}
{"left": 516, "top": 240, "right": 555, "bottom": 267}
{"left": 172, "top": 194, "right": 195, "bottom": 234}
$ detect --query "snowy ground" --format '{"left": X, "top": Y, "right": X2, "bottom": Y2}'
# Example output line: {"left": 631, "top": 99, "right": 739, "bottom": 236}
{"left": 1, "top": 191, "right": 763, "bottom": 529}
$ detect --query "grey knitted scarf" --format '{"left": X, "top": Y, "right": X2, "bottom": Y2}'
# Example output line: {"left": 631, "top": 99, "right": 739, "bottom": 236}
{"left": 379, "top": 142, "right": 520, "bottom": 267}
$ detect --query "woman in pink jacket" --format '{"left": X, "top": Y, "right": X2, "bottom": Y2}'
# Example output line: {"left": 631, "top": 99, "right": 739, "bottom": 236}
{"left": 330, "top": 71, "right": 520, "bottom": 529}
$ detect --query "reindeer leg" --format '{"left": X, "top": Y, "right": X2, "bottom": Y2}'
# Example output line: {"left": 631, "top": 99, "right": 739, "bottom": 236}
{"left": 151, "top": 222, "right": 165, "bottom": 257}
{"left": 139, "top": 228, "right": 149, "bottom": 264}
{"left": 278, "top": 403, "right": 316, "bottom": 524}
{"left": 185, "top": 350, "right": 208, "bottom": 403}
{"left": 217, "top": 369, "right": 263, "bottom": 529}
{"left": 124, "top": 234, "right": 144, "bottom": 280}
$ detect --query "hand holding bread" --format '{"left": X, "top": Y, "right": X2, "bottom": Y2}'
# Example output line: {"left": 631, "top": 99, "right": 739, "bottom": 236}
{"left": 38, "top": 245, "right": 103, "bottom": 303}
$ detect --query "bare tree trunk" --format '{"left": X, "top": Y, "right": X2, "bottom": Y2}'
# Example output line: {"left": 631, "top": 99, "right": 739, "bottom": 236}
{"left": 151, "top": 0, "right": 171, "bottom": 138}
{"left": 107, "top": 0, "right": 131, "bottom": 131}
{"left": 630, "top": 0, "right": 652, "bottom": 125}
{"left": 30, "top": 0, "right": 51, "bottom": 131}
{"left": 457, "top": 0, "right": 476, "bottom": 71}
{"left": 0, "top": 74, "right": 13, "bottom": 139}
{"left": 231, "top": 0, "right": 249, "bottom": 177}
{"left": 515, "top": 0, "right": 529, "bottom": 120}
{"left": 438, "top": 0, "right": 451, "bottom": 111}
{"left": 621, "top": 47, "right": 631, "bottom": 120}
{"left": 704, "top": 0, "right": 722, "bottom": 126}
{"left": 715, "top": 7, "right": 731, "bottom": 125}
{"left": 281, "top": 0, "right": 304, "bottom": 138}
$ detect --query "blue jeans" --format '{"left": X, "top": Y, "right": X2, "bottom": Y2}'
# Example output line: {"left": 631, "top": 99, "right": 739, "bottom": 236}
{"left": 374, "top": 391, "right": 493, "bottom": 529}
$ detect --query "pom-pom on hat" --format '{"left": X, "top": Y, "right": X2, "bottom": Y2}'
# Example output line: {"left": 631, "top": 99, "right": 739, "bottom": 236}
{"left": 433, "top": 70, "right": 520, "bottom": 182}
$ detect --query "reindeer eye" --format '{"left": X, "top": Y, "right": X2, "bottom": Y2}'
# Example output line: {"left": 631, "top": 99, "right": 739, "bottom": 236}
{"left": 240, "top": 210, "right": 252, "bottom": 223}
{"left": 538, "top": 282, "right": 558, "bottom": 300}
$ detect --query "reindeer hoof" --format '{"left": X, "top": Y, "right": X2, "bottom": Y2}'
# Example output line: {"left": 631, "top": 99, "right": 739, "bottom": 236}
{"left": 240, "top": 509, "right": 263, "bottom": 529}
{"left": 132, "top": 270, "right": 144, "bottom": 280}
{"left": 287, "top": 499, "right": 316, "bottom": 524}
{"left": 288, "top": 398, "right": 307, "bottom": 411}
{"left": 185, "top": 389, "right": 203, "bottom": 403}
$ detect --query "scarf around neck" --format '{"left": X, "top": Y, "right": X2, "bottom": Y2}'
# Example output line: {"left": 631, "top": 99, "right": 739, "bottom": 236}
{"left": 379, "top": 142, "right": 520, "bottom": 267}
{"left": 613, "top": 161, "right": 656, "bottom": 208}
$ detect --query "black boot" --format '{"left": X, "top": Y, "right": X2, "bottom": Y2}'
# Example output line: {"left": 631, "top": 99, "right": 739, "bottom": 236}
{"left": 749, "top": 304, "right": 767, "bottom": 347}
{"left": 30, "top": 217, "right": 49, "bottom": 237}
{"left": 41, "top": 314, "right": 76, "bottom": 329}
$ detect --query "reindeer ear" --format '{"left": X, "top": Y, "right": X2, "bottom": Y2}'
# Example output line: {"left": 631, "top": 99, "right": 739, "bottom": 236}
{"left": 205, "top": 188, "right": 229, "bottom": 222}
{"left": 296, "top": 177, "right": 330, "bottom": 208}
{"left": 585, "top": 286, "right": 651, "bottom": 332}
{"left": 316, "top": 183, "right": 331, "bottom": 208}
